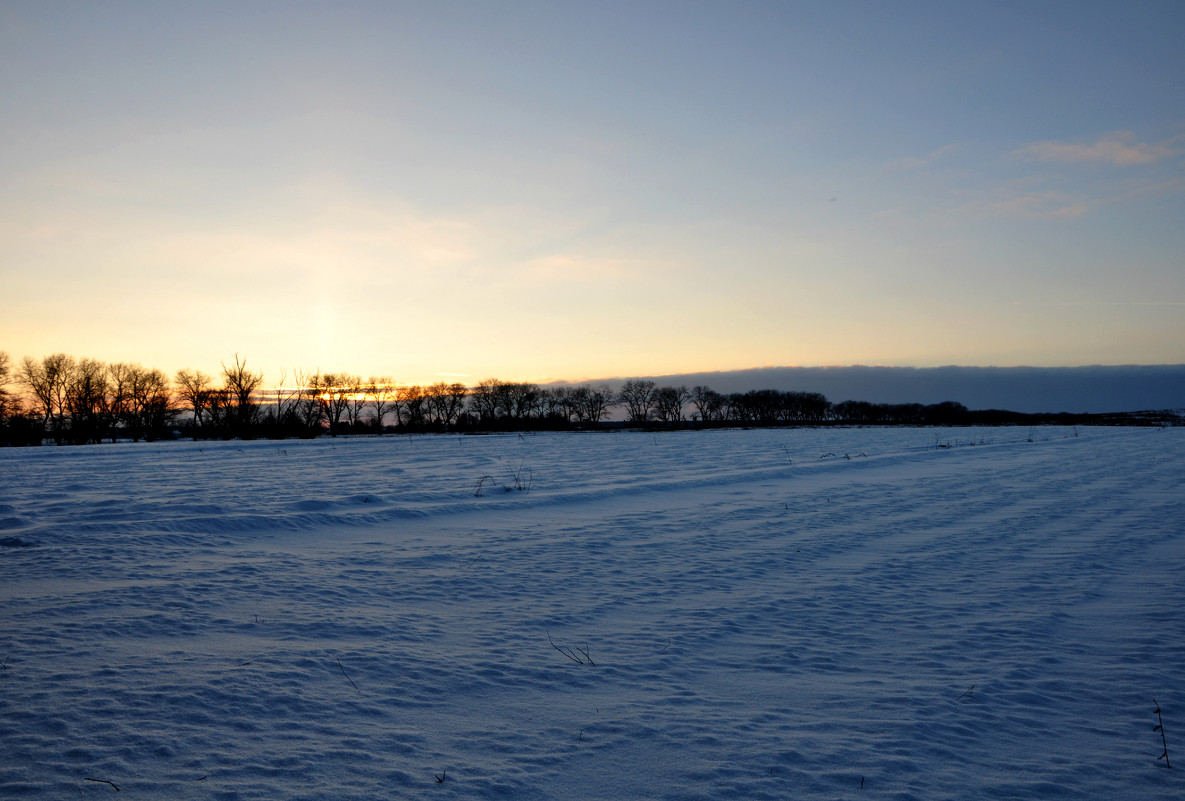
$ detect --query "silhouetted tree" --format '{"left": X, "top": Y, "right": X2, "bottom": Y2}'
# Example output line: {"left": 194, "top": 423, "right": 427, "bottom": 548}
{"left": 271, "top": 368, "right": 319, "bottom": 436}
{"left": 126, "top": 366, "right": 171, "bottom": 440}
{"left": 0, "top": 353, "right": 39, "bottom": 442}
{"left": 505, "top": 382, "right": 541, "bottom": 420}
{"left": 203, "top": 388, "right": 231, "bottom": 435}
{"left": 923, "top": 401, "right": 968, "bottom": 425}
{"left": 746, "top": 389, "right": 784, "bottom": 425}
{"left": 0, "top": 351, "right": 39, "bottom": 446}
{"left": 724, "top": 391, "right": 750, "bottom": 424}
{"left": 265, "top": 368, "right": 308, "bottom": 434}
{"left": 690, "top": 385, "right": 725, "bottom": 425}
{"left": 542, "top": 386, "right": 576, "bottom": 425}
{"left": 468, "top": 378, "right": 502, "bottom": 424}
{"left": 0, "top": 350, "right": 13, "bottom": 438}
{"left": 878, "top": 402, "right": 924, "bottom": 424}
{"left": 426, "top": 381, "right": 467, "bottom": 429}
{"left": 106, "top": 363, "right": 137, "bottom": 441}
{"left": 832, "top": 400, "right": 874, "bottom": 423}
{"left": 308, "top": 372, "right": 351, "bottom": 435}
{"left": 20, "top": 353, "right": 75, "bottom": 444}
{"left": 396, "top": 384, "right": 427, "bottom": 429}
{"left": 652, "top": 385, "right": 689, "bottom": 424}
{"left": 221, "top": 354, "right": 264, "bottom": 436}
{"left": 175, "top": 368, "right": 215, "bottom": 439}
{"left": 339, "top": 375, "right": 366, "bottom": 432}
{"left": 65, "top": 357, "right": 109, "bottom": 444}
{"left": 365, "top": 376, "right": 397, "bottom": 432}
{"left": 577, "top": 384, "right": 614, "bottom": 426}
{"left": 618, "top": 379, "right": 656, "bottom": 425}
{"left": 0, "top": 351, "right": 12, "bottom": 433}
{"left": 796, "top": 391, "right": 831, "bottom": 423}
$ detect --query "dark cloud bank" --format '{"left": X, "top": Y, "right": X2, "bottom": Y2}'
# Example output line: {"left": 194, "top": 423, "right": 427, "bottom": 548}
{"left": 593, "top": 365, "right": 1185, "bottom": 414}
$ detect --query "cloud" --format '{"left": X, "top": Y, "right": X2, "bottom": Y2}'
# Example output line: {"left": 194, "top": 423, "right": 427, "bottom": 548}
{"left": 1010, "top": 131, "right": 1177, "bottom": 167}
{"left": 1116, "top": 173, "right": 1185, "bottom": 201}
{"left": 956, "top": 136, "right": 1185, "bottom": 220}
{"left": 604, "top": 365, "right": 1185, "bottom": 414}
{"left": 959, "top": 190, "right": 1090, "bottom": 220}
{"left": 882, "top": 143, "right": 959, "bottom": 173}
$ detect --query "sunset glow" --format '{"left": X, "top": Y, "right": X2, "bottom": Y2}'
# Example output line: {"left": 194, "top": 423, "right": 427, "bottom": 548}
{"left": 2, "top": 2, "right": 1183, "bottom": 386}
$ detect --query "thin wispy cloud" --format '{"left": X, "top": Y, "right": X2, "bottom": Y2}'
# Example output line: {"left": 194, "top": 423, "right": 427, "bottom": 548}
{"left": 958, "top": 190, "right": 1090, "bottom": 220}
{"left": 1010, "top": 131, "right": 1178, "bottom": 167}
{"left": 882, "top": 143, "right": 960, "bottom": 173}
{"left": 951, "top": 131, "right": 1185, "bottom": 220}
{"left": 1116, "top": 173, "right": 1185, "bottom": 201}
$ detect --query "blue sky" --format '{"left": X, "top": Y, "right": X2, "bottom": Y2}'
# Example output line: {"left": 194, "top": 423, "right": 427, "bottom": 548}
{"left": 2, "top": 1, "right": 1183, "bottom": 385}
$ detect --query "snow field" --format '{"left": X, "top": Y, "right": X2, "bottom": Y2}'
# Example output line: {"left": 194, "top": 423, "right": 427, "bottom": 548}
{"left": 1, "top": 426, "right": 1182, "bottom": 799}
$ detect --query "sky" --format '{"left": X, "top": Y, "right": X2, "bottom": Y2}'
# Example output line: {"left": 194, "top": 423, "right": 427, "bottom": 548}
{"left": 2, "top": 0, "right": 1184, "bottom": 387}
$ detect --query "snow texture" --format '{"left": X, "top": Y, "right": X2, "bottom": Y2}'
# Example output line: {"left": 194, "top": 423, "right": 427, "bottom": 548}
{"left": 1, "top": 427, "right": 1182, "bottom": 799}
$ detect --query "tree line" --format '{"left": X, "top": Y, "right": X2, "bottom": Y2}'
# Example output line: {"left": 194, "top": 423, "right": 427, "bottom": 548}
{"left": 0, "top": 349, "right": 1017, "bottom": 447}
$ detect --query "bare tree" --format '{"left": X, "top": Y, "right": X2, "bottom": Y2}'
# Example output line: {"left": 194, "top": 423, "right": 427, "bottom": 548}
{"left": 584, "top": 384, "right": 615, "bottom": 426}
{"left": 270, "top": 367, "right": 320, "bottom": 434}
{"left": 204, "top": 387, "right": 232, "bottom": 435}
{"left": 20, "top": 353, "right": 75, "bottom": 444}
{"left": 799, "top": 391, "right": 831, "bottom": 423}
{"left": 106, "top": 363, "right": 137, "bottom": 441}
{"left": 126, "top": 366, "right": 171, "bottom": 441}
{"left": 342, "top": 375, "right": 366, "bottom": 432}
{"left": 291, "top": 370, "right": 322, "bottom": 433}
{"left": 446, "top": 383, "right": 470, "bottom": 426}
{"left": 221, "top": 354, "right": 264, "bottom": 436}
{"left": 690, "top": 385, "right": 725, "bottom": 425}
{"left": 652, "top": 385, "right": 689, "bottom": 425}
{"left": 395, "top": 384, "right": 427, "bottom": 429}
{"left": 306, "top": 373, "right": 331, "bottom": 433}
{"left": 0, "top": 351, "right": 12, "bottom": 427}
{"left": 266, "top": 368, "right": 309, "bottom": 432}
{"left": 542, "top": 386, "right": 575, "bottom": 424}
{"left": 468, "top": 378, "right": 502, "bottom": 424}
{"left": 722, "top": 392, "right": 746, "bottom": 424}
{"left": 65, "top": 357, "right": 109, "bottom": 444}
{"left": 617, "top": 379, "right": 656, "bottom": 425}
{"left": 175, "top": 368, "right": 214, "bottom": 439}
{"left": 505, "top": 382, "right": 541, "bottom": 420}
{"left": 308, "top": 372, "right": 352, "bottom": 435}
{"left": 365, "top": 376, "right": 397, "bottom": 432}
{"left": 426, "top": 381, "right": 467, "bottom": 429}
{"left": 45, "top": 354, "right": 75, "bottom": 440}
{"left": 424, "top": 382, "right": 445, "bottom": 427}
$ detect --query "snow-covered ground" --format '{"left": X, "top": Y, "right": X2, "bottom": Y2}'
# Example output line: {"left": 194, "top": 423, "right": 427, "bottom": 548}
{"left": 1, "top": 426, "right": 1182, "bottom": 800}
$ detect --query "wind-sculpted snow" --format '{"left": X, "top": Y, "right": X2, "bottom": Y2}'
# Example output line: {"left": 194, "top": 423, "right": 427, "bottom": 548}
{"left": 1, "top": 427, "right": 1183, "bottom": 799}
